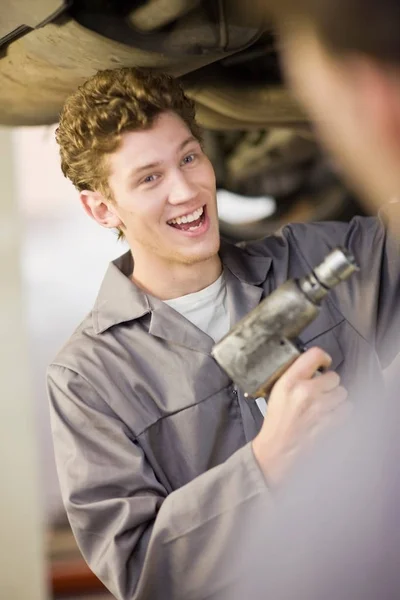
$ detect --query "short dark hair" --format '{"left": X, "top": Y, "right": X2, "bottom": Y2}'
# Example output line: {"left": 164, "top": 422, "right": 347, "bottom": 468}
{"left": 268, "top": 0, "right": 400, "bottom": 66}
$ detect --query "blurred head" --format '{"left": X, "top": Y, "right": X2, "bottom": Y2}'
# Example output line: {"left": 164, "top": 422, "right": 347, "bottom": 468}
{"left": 56, "top": 68, "right": 219, "bottom": 272}
{"left": 266, "top": 0, "right": 400, "bottom": 212}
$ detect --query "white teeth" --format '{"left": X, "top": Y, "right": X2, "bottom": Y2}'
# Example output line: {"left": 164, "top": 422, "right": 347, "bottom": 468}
{"left": 168, "top": 206, "right": 204, "bottom": 226}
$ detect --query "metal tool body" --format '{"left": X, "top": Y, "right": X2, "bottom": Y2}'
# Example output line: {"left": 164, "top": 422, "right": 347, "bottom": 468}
{"left": 212, "top": 248, "right": 358, "bottom": 399}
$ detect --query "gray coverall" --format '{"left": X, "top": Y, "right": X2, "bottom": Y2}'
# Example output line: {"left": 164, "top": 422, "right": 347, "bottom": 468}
{"left": 48, "top": 214, "right": 400, "bottom": 599}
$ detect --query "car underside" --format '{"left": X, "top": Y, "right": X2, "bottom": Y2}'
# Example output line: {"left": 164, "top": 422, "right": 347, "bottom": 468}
{"left": 1, "top": 0, "right": 364, "bottom": 238}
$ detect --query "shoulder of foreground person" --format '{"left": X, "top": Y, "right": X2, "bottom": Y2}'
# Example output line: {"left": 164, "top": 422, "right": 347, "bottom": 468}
{"left": 240, "top": 215, "right": 382, "bottom": 262}
{"left": 243, "top": 213, "right": 400, "bottom": 366}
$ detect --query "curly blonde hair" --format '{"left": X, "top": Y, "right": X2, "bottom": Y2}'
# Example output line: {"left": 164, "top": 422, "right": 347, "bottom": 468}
{"left": 56, "top": 67, "right": 202, "bottom": 200}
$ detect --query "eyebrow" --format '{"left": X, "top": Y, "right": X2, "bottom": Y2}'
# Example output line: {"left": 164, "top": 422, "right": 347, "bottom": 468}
{"left": 127, "top": 136, "right": 198, "bottom": 180}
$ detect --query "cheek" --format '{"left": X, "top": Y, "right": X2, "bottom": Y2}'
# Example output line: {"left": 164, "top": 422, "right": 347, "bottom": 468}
{"left": 117, "top": 192, "right": 162, "bottom": 220}
{"left": 295, "top": 70, "right": 332, "bottom": 121}
{"left": 281, "top": 43, "right": 307, "bottom": 97}
{"left": 196, "top": 158, "right": 216, "bottom": 189}
{"left": 282, "top": 40, "right": 337, "bottom": 123}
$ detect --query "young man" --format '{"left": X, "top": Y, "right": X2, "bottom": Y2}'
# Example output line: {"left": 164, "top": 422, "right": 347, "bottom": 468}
{"left": 48, "top": 67, "right": 400, "bottom": 600}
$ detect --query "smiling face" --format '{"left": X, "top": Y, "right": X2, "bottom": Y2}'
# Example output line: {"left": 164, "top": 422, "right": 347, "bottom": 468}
{"left": 85, "top": 111, "right": 220, "bottom": 276}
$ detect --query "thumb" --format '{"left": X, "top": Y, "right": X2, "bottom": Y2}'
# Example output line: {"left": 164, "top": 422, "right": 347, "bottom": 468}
{"left": 281, "top": 347, "right": 332, "bottom": 385}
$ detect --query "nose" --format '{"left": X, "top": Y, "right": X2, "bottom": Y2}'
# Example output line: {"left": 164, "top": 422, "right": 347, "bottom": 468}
{"left": 168, "top": 169, "right": 197, "bottom": 205}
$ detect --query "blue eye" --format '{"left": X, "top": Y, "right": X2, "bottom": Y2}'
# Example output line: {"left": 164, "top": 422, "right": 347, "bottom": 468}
{"left": 143, "top": 174, "right": 157, "bottom": 183}
{"left": 182, "top": 153, "right": 195, "bottom": 165}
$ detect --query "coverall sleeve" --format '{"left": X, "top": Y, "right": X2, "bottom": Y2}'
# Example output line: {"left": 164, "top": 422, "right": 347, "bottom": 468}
{"left": 48, "top": 365, "right": 272, "bottom": 600}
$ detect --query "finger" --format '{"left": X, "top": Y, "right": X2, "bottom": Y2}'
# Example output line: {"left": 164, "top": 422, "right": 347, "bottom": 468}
{"left": 289, "top": 373, "right": 341, "bottom": 412}
{"left": 303, "top": 370, "right": 341, "bottom": 395}
{"left": 323, "top": 385, "right": 349, "bottom": 411}
{"left": 311, "top": 398, "right": 352, "bottom": 439}
{"left": 282, "top": 347, "right": 332, "bottom": 386}
{"left": 305, "top": 386, "right": 348, "bottom": 425}
{"left": 329, "top": 399, "right": 353, "bottom": 424}
{"left": 314, "top": 386, "right": 348, "bottom": 417}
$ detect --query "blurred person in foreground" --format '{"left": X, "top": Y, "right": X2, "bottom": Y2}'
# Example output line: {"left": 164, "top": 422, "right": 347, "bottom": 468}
{"left": 229, "top": 2, "right": 400, "bottom": 598}
{"left": 48, "top": 65, "right": 400, "bottom": 600}
{"left": 267, "top": 0, "right": 400, "bottom": 218}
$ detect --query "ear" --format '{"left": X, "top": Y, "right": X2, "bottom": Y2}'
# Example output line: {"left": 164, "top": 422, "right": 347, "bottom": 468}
{"left": 79, "top": 190, "right": 123, "bottom": 229}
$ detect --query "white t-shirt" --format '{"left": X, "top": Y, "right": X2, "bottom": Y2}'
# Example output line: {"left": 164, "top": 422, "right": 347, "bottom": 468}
{"left": 164, "top": 273, "right": 230, "bottom": 343}
{"left": 164, "top": 274, "right": 267, "bottom": 416}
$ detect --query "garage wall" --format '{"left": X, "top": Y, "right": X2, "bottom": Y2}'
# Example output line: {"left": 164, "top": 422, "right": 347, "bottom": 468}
{"left": 12, "top": 125, "right": 127, "bottom": 523}
{"left": 0, "top": 127, "right": 47, "bottom": 599}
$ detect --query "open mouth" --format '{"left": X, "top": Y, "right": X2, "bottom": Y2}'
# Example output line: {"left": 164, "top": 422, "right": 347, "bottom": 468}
{"left": 167, "top": 205, "right": 206, "bottom": 232}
